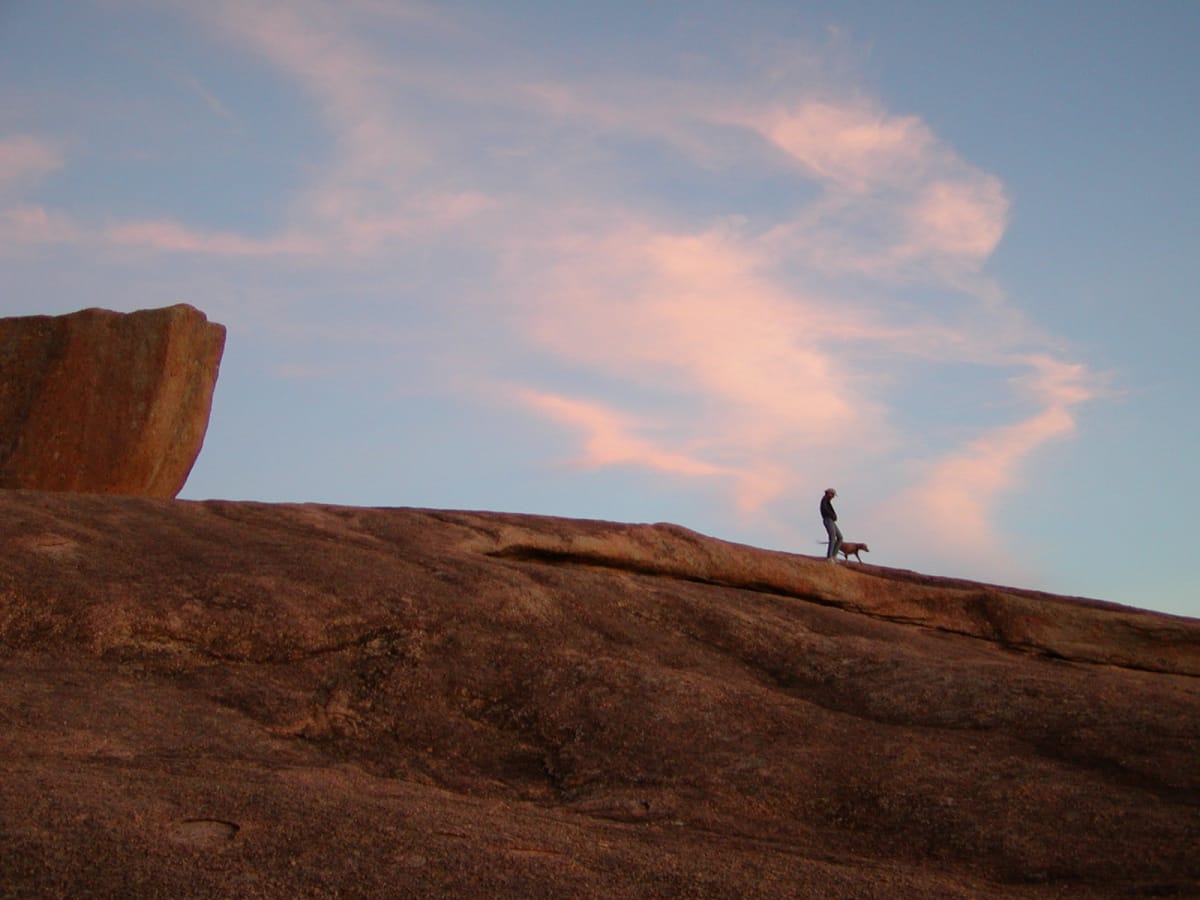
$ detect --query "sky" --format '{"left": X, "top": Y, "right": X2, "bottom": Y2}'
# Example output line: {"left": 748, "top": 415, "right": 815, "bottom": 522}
{"left": 2, "top": 1, "right": 1198, "bottom": 619}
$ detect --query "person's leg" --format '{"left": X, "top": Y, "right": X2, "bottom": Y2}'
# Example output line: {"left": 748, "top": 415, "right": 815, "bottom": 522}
{"left": 824, "top": 518, "right": 839, "bottom": 559}
{"left": 832, "top": 523, "right": 844, "bottom": 559}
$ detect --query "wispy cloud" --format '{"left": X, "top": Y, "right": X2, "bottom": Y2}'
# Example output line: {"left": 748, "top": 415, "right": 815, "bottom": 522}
{"left": 0, "top": 204, "right": 80, "bottom": 247}
{"left": 200, "top": 0, "right": 462, "bottom": 252}
{"left": 750, "top": 100, "right": 934, "bottom": 193}
{"left": 497, "top": 83, "right": 1099, "bottom": 562}
{"left": 503, "top": 219, "right": 896, "bottom": 511}
{"left": 873, "top": 353, "right": 1102, "bottom": 565}
{"left": 0, "top": 0, "right": 488, "bottom": 260}
{"left": 516, "top": 387, "right": 788, "bottom": 515}
{"left": 732, "top": 99, "right": 1011, "bottom": 283}
{"left": 518, "top": 388, "right": 732, "bottom": 478}
{"left": 903, "top": 177, "right": 1009, "bottom": 263}
{"left": 4, "top": 1, "right": 1103, "bottom": 574}
{"left": 184, "top": 2, "right": 1101, "bottom": 561}
{"left": 0, "top": 135, "right": 64, "bottom": 194}
{"left": 179, "top": 74, "right": 239, "bottom": 125}
{"left": 104, "top": 219, "right": 321, "bottom": 257}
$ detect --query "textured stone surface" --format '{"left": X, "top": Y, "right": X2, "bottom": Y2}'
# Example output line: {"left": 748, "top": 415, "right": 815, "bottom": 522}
{"left": 1, "top": 490, "right": 1197, "bottom": 897}
{"left": 0, "top": 304, "right": 224, "bottom": 497}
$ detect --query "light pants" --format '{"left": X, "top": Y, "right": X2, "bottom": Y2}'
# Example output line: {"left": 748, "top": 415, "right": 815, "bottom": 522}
{"left": 823, "top": 517, "right": 843, "bottom": 559}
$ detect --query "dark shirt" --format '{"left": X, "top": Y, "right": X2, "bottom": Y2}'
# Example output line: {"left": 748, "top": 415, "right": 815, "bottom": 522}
{"left": 820, "top": 495, "right": 837, "bottom": 521}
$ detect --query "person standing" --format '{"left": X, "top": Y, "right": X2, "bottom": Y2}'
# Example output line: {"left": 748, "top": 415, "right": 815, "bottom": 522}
{"left": 820, "top": 488, "right": 843, "bottom": 562}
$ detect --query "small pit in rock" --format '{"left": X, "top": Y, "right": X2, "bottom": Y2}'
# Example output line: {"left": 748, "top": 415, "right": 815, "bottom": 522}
{"left": 167, "top": 819, "right": 240, "bottom": 848}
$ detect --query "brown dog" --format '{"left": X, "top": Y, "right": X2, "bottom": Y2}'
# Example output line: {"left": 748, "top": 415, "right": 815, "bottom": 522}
{"left": 838, "top": 541, "right": 869, "bottom": 563}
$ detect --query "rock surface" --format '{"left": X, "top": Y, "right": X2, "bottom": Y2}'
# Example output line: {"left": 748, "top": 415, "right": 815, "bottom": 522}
{"left": 0, "top": 304, "right": 225, "bottom": 498}
{"left": 1, "top": 489, "right": 1197, "bottom": 898}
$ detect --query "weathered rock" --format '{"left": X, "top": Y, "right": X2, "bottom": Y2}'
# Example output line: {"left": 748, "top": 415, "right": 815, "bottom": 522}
{"left": 0, "top": 490, "right": 1197, "bottom": 897}
{"left": 0, "top": 304, "right": 224, "bottom": 498}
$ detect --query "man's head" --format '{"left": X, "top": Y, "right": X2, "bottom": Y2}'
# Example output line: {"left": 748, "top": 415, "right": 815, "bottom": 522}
{"left": 824, "top": 488, "right": 837, "bottom": 498}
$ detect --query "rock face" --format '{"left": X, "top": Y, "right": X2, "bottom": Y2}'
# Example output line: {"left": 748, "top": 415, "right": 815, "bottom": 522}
{"left": 0, "top": 304, "right": 225, "bottom": 498}
{"left": 1, "top": 490, "right": 1198, "bottom": 897}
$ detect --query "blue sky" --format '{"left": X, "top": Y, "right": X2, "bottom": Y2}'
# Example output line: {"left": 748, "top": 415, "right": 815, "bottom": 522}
{"left": 2, "top": 0, "right": 1197, "bottom": 618}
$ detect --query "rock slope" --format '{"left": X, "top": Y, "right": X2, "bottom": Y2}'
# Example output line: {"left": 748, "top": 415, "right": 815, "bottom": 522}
{"left": 0, "top": 305, "right": 225, "bottom": 498}
{"left": 1, "top": 489, "right": 1197, "bottom": 897}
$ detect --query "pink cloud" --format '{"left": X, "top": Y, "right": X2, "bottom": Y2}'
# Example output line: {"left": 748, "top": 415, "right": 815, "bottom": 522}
{"left": 517, "top": 389, "right": 731, "bottom": 479}
{"left": 637, "top": 233, "right": 864, "bottom": 437}
{"left": 0, "top": 136, "right": 63, "bottom": 193}
{"left": 910, "top": 407, "right": 1076, "bottom": 545}
{"left": 876, "top": 354, "right": 1100, "bottom": 560}
{"left": 206, "top": 1, "right": 431, "bottom": 232}
{"left": 104, "top": 219, "right": 318, "bottom": 257}
{"left": 520, "top": 223, "right": 871, "bottom": 438}
{"left": 731, "top": 99, "right": 1011, "bottom": 280}
{"left": 3, "top": 6, "right": 494, "bottom": 263}
{"left": 1013, "top": 354, "right": 1107, "bottom": 408}
{"left": 172, "top": 7, "right": 1094, "bottom": 565}
{"left": 31, "top": 4, "right": 1096, "bottom": 570}
{"left": 0, "top": 205, "right": 80, "bottom": 246}
{"left": 900, "top": 178, "right": 1009, "bottom": 264}
{"left": 503, "top": 219, "right": 906, "bottom": 515}
{"left": 329, "top": 191, "right": 498, "bottom": 254}
{"left": 169, "top": 1, "right": 494, "bottom": 256}
{"left": 97, "top": 191, "right": 492, "bottom": 259}
{"left": 748, "top": 101, "right": 933, "bottom": 193}
{"left": 509, "top": 200, "right": 1099, "bottom": 555}
{"left": 515, "top": 385, "right": 797, "bottom": 520}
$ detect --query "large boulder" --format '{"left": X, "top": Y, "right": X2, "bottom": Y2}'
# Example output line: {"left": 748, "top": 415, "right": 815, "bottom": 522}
{"left": 0, "top": 304, "right": 225, "bottom": 498}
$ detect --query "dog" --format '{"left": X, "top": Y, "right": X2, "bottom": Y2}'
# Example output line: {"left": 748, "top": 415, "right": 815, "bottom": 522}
{"left": 838, "top": 541, "right": 870, "bottom": 563}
